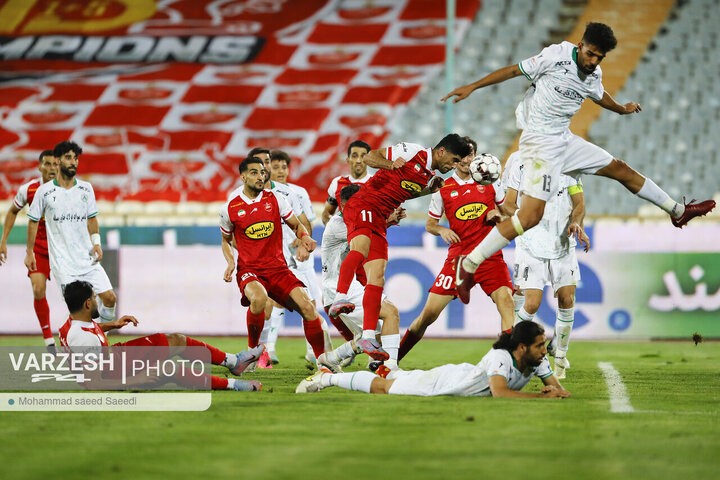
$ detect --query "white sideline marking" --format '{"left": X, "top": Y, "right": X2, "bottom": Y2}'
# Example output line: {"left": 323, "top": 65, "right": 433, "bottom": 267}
{"left": 598, "top": 362, "right": 634, "bottom": 413}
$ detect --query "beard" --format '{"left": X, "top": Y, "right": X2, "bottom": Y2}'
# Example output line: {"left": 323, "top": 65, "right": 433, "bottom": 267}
{"left": 60, "top": 164, "right": 76, "bottom": 178}
{"left": 246, "top": 182, "right": 264, "bottom": 194}
{"left": 91, "top": 307, "right": 100, "bottom": 319}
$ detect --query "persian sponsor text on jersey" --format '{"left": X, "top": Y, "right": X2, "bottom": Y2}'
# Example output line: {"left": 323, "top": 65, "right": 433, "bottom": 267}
{"left": 400, "top": 180, "right": 422, "bottom": 193}
{"left": 455, "top": 202, "right": 487, "bottom": 221}
{"left": 245, "top": 221, "right": 274, "bottom": 239}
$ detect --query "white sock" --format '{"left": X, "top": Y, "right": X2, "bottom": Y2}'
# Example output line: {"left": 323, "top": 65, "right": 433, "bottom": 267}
{"left": 361, "top": 329, "right": 375, "bottom": 340}
{"left": 259, "top": 323, "right": 270, "bottom": 345}
{"left": 334, "top": 341, "right": 357, "bottom": 361}
{"left": 327, "top": 371, "right": 376, "bottom": 393}
{"left": 512, "top": 292, "right": 525, "bottom": 325}
{"left": 267, "top": 307, "right": 284, "bottom": 352}
{"left": 555, "top": 307, "right": 574, "bottom": 357}
{"left": 222, "top": 353, "right": 237, "bottom": 369}
{"left": 517, "top": 306, "right": 535, "bottom": 322}
{"left": 98, "top": 302, "right": 116, "bottom": 323}
{"left": 380, "top": 334, "right": 400, "bottom": 361}
{"left": 636, "top": 178, "right": 683, "bottom": 217}
{"left": 226, "top": 378, "right": 238, "bottom": 390}
{"left": 466, "top": 228, "right": 510, "bottom": 269}
{"left": 44, "top": 337, "right": 55, "bottom": 346}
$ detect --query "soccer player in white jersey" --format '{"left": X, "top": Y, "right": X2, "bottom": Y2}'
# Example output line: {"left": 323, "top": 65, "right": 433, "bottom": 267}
{"left": 24, "top": 141, "right": 117, "bottom": 323}
{"left": 297, "top": 320, "right": 569, "bottom": 399}
{"left": 317, "top": 184, "right": 404, "bottom": 372}
{"left": 1, "top": 150, "right": 58, "bottom": 348}
{"left": 443, "top": 22, "right": 716, "bottom": 304}
{"left": 502, "top": 151, "right": 589, "bottom": 379}
{"left": 321, "top": 140, "right": 373, "bottom": 225}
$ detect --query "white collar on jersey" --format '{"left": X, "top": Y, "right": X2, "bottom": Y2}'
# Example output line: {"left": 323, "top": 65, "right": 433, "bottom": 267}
{"left": 70, "top": 319, "right": 96, "bottom": 326}
{"left": 451, "top": 172, "right": 475, "bottom": 185}
{"left": 237, "top": 189, "right": 268, "bottom": 205}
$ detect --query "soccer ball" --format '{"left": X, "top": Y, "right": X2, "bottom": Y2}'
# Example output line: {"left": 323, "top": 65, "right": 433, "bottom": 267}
{"left": 469, "top": 153, "right": 502, "bottom": 185}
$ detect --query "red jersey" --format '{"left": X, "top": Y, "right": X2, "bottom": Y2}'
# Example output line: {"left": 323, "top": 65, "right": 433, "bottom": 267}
{"left": 220, "top": 188, "right": 293, "bottom": 271}
{"left": 347, "top": 142, "right": 435, "bottom": 218}
{"left": 326, "top": 172, "right": 372, "bottom": 211}
{"left": 428, "top": 173, "right": 506, "bottom": 257}
{"left": 59, "top": 316, "right": 109, "bottom": 347}
{"left": 13, "top": 178, "right": 48, "bottom": 256}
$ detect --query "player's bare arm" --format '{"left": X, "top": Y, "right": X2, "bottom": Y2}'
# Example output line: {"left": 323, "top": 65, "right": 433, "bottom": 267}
{"left": 426, "top": 216, "right": 460, "bottom": 245}
{"left": 321, "top": 201, "right": 337, "bottom": 225}
{"left": 87, "top": 216, "right": 103, "bottom": 263}
{"left": 98, "top": 315, "right": 139, "bottom": 332}
{"left": 441, "top": 64, "right": 523, "bottom": 103}
{"left": 23, "top": 219, "right": 39, "bottom": 271}
{"left": 363, "top": 149, "right": 405, "bottom": 170}
{"left": 387, "top": 207, "right": 406, "bottom": 226}
{"left": 284, "top": 214, "right": 316, "bottom": 256}
{"left": 489, "top": 375, "right": 569, "bottom": 399}
{"left": 220, "top": 232, "right": 236, "bottom": 282}
{"left": 414, "top": 176, "right": 445, "bottom": 198}
{"left": 0, "top": 204, "right": 21, "bottom": 265}
{"left": 540, "top": 374, "right": 570, "bottom": 397}
{"left": 593, "top": 90, "right": 641, "bottom": 115}
{"left": 568, "top": 190, "right": 590, "bottom": 252}
{"left": 499, "top": 188, "right": 519, "bottom": 217}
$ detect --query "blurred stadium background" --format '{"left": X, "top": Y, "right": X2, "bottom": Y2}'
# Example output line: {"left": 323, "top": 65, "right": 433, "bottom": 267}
{"left": 1, "top": 0, "right": 718, "bottom": 340}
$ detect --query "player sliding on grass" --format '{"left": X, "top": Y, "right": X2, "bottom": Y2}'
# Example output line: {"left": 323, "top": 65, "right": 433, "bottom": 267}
{"left": 58, "top": 280, "right": 263, "bottom": 391}
{"left": 398, "top": 138, "right": 515, "bottom": 364}
{"left": 443, "top": 22, "right": 716, "bottom": 305}
{"left": 328, "top": 134, "right": 471, "bottom": 361}
{"left": 297, "top": 320, "right": 569, "bottom": 399}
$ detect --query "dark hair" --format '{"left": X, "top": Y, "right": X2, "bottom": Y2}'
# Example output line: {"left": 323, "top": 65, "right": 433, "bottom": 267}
{"left": 435, "top": 133, "right": 471, "bottom": 158}
{"left": 39, "top": 150, "right": 54, "bottom": 162}
{"left": 239, "top": 156, "right": 265, "bottom": 174}
{"left": 53, "top": 140, "right": 82, "bottom": 159}
{"left": 340, "top": 184, "right": 361, "bottom": 203}
{"left": 493, "top": 321, "right": 545, "bottom": 351}
{"left": 347, "top": 140, "right": 371, "bottom": 157}
{"left": 462, "top": 136, "right": 477, "bottom": 157}
{"left": 270, "top": 150, "right": 292, "bottom": 165}
{"left": 248, "top": 147, "right": 270, "bottom": 157}
{"left": 582, "top": 22, "right": 617, "bottom": 52}
{"left": 63, "top": 280, "right": 94, "bottom": 313}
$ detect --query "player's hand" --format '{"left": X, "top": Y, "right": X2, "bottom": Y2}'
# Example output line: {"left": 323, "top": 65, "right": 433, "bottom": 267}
{"left": 295, "top": 245, "right": 310, "bottom": 262}
{"left": 300, "top": 234, "right": 317, "bottom": 253}
{"left": 92, "top": 245, "right": 103, "bottom": 263}
{"left": 114, "top": 315, "right": 138, "bottom": 328}
{"left": 622, "top": 102, "right": 641, "bottom": 114}
{"left": 223, "top": 263, "right": 235, "bottom": 283}
{"left": 568, "top": 223, "right": 590, "bottom": 252}
{"left": 441, "top": 84, "right": 475, "bottom": 103}
{"left": 428, "top": 176, "right": 444, "bottom": 193}
{"left": 387, "top": 207, "right": 406, "bottom": 226}
{"left": 0, "top": 243, "right": 7, "bottom": 266}
{"left": 24, "top": 251, "right": 36, "bottom": 271}
{"left": 290, "top": 238, "right": 300, "bottom": 248}
{"left": 541, "top": 385, "right": 570, "bottom": 398}
{"left": 485, "top": 209, "right": 502, "bottom": 226}
{"left": 439, "top": 227, "right": 461, "bottom": 245}
{"left": 391, "top": 157, "right": 406, "bottom": 170}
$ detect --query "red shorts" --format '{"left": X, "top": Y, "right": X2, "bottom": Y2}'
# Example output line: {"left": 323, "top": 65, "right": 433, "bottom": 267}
{"left": 343, "top": 202, "right": 389, "bottom": 261}
{"left": 429, "top": 252, "right": 513, "bottom": 297}
{"left": 28, "top": 252, "right": 51, "bottom": 280}
{"left": 236, "top": 266, "right": 305, "bottom": 311}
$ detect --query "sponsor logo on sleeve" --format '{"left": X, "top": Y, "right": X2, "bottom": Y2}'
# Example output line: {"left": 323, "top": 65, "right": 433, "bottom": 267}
{"left": 245, "top": 221, "right": 274, "bottom": 239}
{"left": 454, "top": 202, "right": 487, "bottom": 221}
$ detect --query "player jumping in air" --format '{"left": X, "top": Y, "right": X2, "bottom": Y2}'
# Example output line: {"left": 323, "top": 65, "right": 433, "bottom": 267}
{"left": 220, "top": 156, "right": 326, "bottom": 365}
{"left": 25, "top": 141, "right": 118, "bottom": 322}
{"left": 398, "top": 138, "right": 515, "bottom": 363}
{"left": 327, "top": 134, "right": 471, "bottom": 361}
{"left": 297, "top": 320, "right": 569, "bottom": 399}
{"left": 59, "top": 280, "right": 262, "bottom": 391}
{"left": 442, "top": 22, "right": 716, "bottom": 304}
{"left": 1, "top": 150, "right": 58, "bottom": 349}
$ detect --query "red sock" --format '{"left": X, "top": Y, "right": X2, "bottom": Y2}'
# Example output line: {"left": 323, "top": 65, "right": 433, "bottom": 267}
{"left": 211, "top": 376, "right": 229, "bottom": 390}
{"left": 185, "top": 337, "right": 227, "bottom": 365}
{"left": 246, "top": 310, "right": 265, "bottom": 348}
{"left": 324, "top": 306, "right": 354, "bottom": 341}
{"left": 303, "top": 317, "right": 325, "bottom": 358}
{"left": 336, "top": 250, "right": 365, "bottom": 295}
{"left": 355, "top": 262, "right": 367, "bottom": 286}
{"left": 362, "top": 284, "right": 383, "bottom": 332}
{"left": 502, "top": 328, "right": 512, "bottom": 334}
{"left": 33, "top": 298, "right": 52, "bottom": 340}
{"left": 398, "top": 329, "right": 423, "bottom": 362}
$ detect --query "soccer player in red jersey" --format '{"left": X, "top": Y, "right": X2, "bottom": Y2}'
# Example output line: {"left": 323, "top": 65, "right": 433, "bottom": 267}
{"left": 220, "top": 156, "right": 327, "bottom": 362}
{"left": 0, "top": 150, "right": 58, "bottom": 349}
{"left": 58, "top": 280, "right": 263, "bottom": 391}
{"left": 398, "top": 140, "right": 516, "bottom": 363}
{"left": 321, "top": 140, "right": 373, "bottom": 225}
{"left": 328, "top": 134, "right": 471, "bottom": 360}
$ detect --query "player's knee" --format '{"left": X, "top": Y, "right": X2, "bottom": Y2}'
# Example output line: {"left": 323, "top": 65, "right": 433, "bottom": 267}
{"left": 298, "top": 300, "right": 317, "bottom": 321}
{"left": 166, "top": 333, "right": 185, "bottom": 346}
{"left": 31, "top": 282, "right": 46, "bottom": 299}
{"left": 370, "top": 378, "right": 392, "bottom": 394}
{"left": 523, "top": 299, "right": 540, "bottom": 314}
{"left": 249, "top": 295, "right": 266, "bottom": 314}
{"left": 101, "top": 290, "right": 117, "bottom": 307}
{"left": 557, "top": 294, "right": 575, "bottom": 309}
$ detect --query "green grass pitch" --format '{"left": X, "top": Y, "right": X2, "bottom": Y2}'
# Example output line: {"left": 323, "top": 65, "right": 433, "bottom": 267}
{"left": 0, "top": 336, "right": 718, "bottom": 479}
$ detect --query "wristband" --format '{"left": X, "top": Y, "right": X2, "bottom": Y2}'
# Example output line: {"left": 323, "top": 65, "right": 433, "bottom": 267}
{"left": 300, "top": 232, "right": 309, "bottom": 238}
{"left": 91, "top": 233, "right": 101, "bottom": 246}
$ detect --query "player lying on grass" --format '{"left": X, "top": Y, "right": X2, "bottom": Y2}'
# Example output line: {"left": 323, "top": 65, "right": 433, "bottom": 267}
{"left": 297, "top": 320, "right": 569, "bottom": 399}
{"left": 59, "top": 280, "right": 263, "bottom": 391}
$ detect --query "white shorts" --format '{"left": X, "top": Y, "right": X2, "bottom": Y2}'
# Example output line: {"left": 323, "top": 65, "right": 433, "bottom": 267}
{"left": 513, "top": 247, "right": 580, "bottom": 292}
{"left": 332, "top": 282, "right": 383, "bottom": 338}
{"left": 519, "top": 130, "right": 613, "bottom": 201}
{"left": 388, "top": 363, "right": 490, "bottom": 397}
{"left": 55, "top": 263, "right": 113, "bottom": 295}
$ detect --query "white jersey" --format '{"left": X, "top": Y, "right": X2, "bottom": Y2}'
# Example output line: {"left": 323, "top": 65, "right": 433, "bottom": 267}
{"left": 268, "top": 181, "right": 304, "bottom": 266}
{"left": 504, "top": 152, "right": 581, "bottom": 259}
{"left": 321, "top": 214, "right": 351, "bottom": 306}
{"left": 516, "top": 41, "right": 605, "bottom": 135}
{"left": 13, "top": 177, "right": 41, "bottom": 210}
{"left": 389, "top": 348, "right": 553, "bottom": 397}
{"left": 27, "top": 179, "right": 99, "bottom": 276}
{"left": 288, "top": 182, "right": 317, "bottom": 273}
